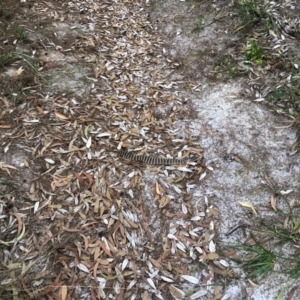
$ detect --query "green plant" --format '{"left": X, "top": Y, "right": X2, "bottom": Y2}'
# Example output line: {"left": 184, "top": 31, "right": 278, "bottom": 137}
{"left": 235, "top": 0, "right": 279, "bottom": 34}
{"left": 268, "top": 77, "right": 300, "bottom": 117}
{"left": 0, "top": 50, "right": 15, "bottom": 67}
{"left": 237, "top": 0, "right": 264, "bottom": 26}
{"left": 0, "top": 51, "right": 47, "bottom": 83}
{"left": 264, "top": 75, "right": 300, "bottom": 149}
{"left": 194, "top": 15, "right": 205, "bottom": 32}
{"left": 14, "top": 25, "right": 29, "bottom": 43}
{"left": 243, "top": 39, "right": 263, "bottom": 64}
{"left": 235, "top": 239, "right": 276, "bottom": 279}
{"left": 0, "top": 178, "right": 16, "bottom": 197}
{"left": 214, "top": 57, "right": 239, "bottom": 78}
{"left": 230, "top": 214, "right": 300, "bottom": 281}
{"left": 0, "top": 5, "right": 11, "bottom": 20}
{"left": 233, "top": 234, "right": 296, "bottom": 280}
{"left": 5, "top": 89, "right": 30, "bottom": 103}
{"left": 228, "top": 174, "right": 300, "bottom": 281}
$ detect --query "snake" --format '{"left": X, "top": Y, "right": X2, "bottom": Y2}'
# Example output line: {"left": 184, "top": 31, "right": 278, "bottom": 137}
{"left": 117, "top": 150, "right": 197, "bottom": 165}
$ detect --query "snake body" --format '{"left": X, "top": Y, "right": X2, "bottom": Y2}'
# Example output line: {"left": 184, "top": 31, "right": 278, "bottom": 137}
{"left": 117, "top": 150, "right": 193, "bottom": 165}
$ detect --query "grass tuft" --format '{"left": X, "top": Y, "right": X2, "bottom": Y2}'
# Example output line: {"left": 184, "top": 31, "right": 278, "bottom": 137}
{"left": 14, "top": 25, "right": 29, "bottom": 43}
{"left": 234, "top": 237, "right": 276, "bottom": 280}
{"left": 242, "top": 39, "right": 263, "bottom": 64}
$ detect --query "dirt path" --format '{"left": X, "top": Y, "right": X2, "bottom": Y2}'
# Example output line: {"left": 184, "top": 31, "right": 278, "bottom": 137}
{"left": 1, "top": 0, "right": 300, "bottom": 299}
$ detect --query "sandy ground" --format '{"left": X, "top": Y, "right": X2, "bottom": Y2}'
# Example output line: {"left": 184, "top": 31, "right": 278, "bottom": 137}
{"left": 1, "top": 0, "right": 300, "bottom": 299}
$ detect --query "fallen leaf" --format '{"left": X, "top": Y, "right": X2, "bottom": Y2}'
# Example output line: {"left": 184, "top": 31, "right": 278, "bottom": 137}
{"left": 199, "top": 253, "right": 219, "bottom": 260}
{"left": 169, "top": 285, "right": 185, "bottom": 299}
{"left": 54, "top": 111, "right": 69, "bottom": 120}
{"left": 270, "top": 194, "right": 277, "bottom": 211}
{"left": 60, "top": 285, "right": 67, "bottom": 300}
{"left": 155, "top": 180, "right": 161, "bottom": 195}
{"left": 181, "top": 275, "right": 199, "bottom": 284}
{"left": 247, "top": 278, "right": 259, "bottom": 287}
{"left": 237, "top": 200, "right": 257, "bottom": 215}
{"left": 11, "top": 66, "right": 24, "bottom": 77}
{"left": 83, "top": 171, "right": 94, "bottom": 189}
{"left": 100, "top": 240, "right": 113, "bottom": 257}
{"left": 36, "top": 106, "right": 44, "bottom": 114}
{"left": 287, "top": 286, "right": 298, "bottom": 300}
{"left": 159, "top": 195, "right": 170, "bottom": 208}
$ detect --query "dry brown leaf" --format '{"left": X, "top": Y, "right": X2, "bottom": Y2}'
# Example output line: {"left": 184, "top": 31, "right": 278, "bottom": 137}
{"left": 199, "top": 253, "right": 219, "bottom": 260}
{"left": 91, "top": 288, "right": 97, "bottom": 300}
{"left": 54, "top": 111, "right": 69, "bottom": 120}
{"left": 131, "top": 259, "right": 138, "bottom": 280}
{"left": 148, "top": 256, "right": 162, "bottom": 269}
{"left": 62, "top": 226, "right": 80, "bottom": 232}
{"left": 155, "top": 180, "right": 161, "bottom": 195}
{"left": 11, "top": 66, "right": 24, "bottom": 77}
{"left": 36, "top": 106, "right": 44, "bottom": 114}
{"left": 127, "top": 220, "right": 139, "bottom": 229}
{"left": 100, "top": 240, "right": 113, "bottom": 257}
{"left": 23, "top": 159, "right": 29, "bottom": 167}
{"left": 153, "top": 194, "right": 160, "bottom": 202}
{"left": 247, "top": 278, "right": 259, "bottom": 287}
{"left": 93, "top": 260, "right": 100, "bottom": 282}
{"left": 169, "top": 285, "right": 185, "bottom": 298}
{"left": 83, "top": 171, "right": 94, "bottom": 188}
{"left": 94, "top": 246, "right": 101, "bottom": 261}
{"left": 74, "top": 173, "right": 83, "bottom": 188}
{"left": 159, "top": 195, "right": 170, "bottom": 208}
{"left": 107, "top": 234, "right": 116, "bottom": 248}
{"left": 287, "top": 286, "right": 298, "bottom": 300}
{"left": 80, "top": 234, "right": 89, "bottom": 251}
{"left": 60, "top": 285, "right": 67, "bottom": 300}
{"left": 0, "top": 162, "right": 18, "bottom": 170}
{"left": 12, "top": 212, "right": 23, "bottom": 235}
{"left": 31, "top": 272, "right": 62, "bottom": 296}
{"left": 270, "top": 194, "right": 277, "bottom": 211}
{"left": 78, "top": 211, "right": 87, "bottom": 219}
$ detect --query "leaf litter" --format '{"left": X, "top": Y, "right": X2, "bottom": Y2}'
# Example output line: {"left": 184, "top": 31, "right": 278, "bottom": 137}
{"left": 2, "top": 0, "right": 300, "bottom": 299}
{"left": 0, "top": 0, "right": 223, "bottom": 299}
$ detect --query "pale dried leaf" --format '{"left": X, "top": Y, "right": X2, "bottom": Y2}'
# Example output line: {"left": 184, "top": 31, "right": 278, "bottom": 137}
{"left": 147, "top": 278, "right": 156, "bottom": 290}
{"left": 169, "top": 285, "right": 185, "bottom": 299}
{"left": 190, "top": 290, "right": 208, "bottom": 299}
{"left": 161, "top": 276, "right": 174, "bottom": 283}
{"left": 181, "top": 275, "right": 199, "bottom": 284}
{"left": 77, "top": 263, "right": 89, "bottom": 273}
{"left": 237, "top": 200, "right": 257, "bottom": 215}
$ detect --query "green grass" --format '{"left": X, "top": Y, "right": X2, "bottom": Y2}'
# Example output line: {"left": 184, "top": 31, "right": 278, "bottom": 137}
{"left": 267, "top": 77, "right": 300, "bottom": 117}
{"left": 228, "top": 174, "right": 300, "bottom": 281}
{"left": 194, "top": 15, "right": 205, "bottom": 32}
{"left": 0, "top": 5, "right": 12, "bottom": 20}
{"left": 0, "top": 178, "right": 16, "bottom": 196}
{"left": 237, "top": 0, "right": 263, "bottom": 25}
{"left": 231, "top": 209, "right": 300, "bottom": 281}
{"left": 232, "top": 231, "right": 300, "bottom": 281}
{"left": 234, "top": 0, "right": 279, "bottom": 34}
{"left": 14, "top": 25, "right": 29, "bottom": 43}
{"left": 265, "top": 76, "right": 300, "bottom": 149}
{"left": 243, "top": 39, "right": 263, "bottom": 64}
{"left": 214, "top": 57, "right": 238, "bottom": 78}
{"left": 5, "top": 89, "right": 31, "bottom": 104}
{"left": 0, "top": 51, "right": 47, "bottom": 82}
{"left": 235, "top": 240, "right": 276, "bottom": 279}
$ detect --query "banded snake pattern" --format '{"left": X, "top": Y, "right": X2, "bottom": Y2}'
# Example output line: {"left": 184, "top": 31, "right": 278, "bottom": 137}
{"left": 117, "top": 150, "right": 197, "bottom": 165}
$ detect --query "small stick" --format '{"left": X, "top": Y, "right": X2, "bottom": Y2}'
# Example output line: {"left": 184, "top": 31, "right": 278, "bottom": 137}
{"left": 225, "top": 223, "right": 250, "bottom": 237}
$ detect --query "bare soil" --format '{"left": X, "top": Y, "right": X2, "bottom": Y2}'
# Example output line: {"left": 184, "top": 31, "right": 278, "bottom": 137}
{"left": 1, "top": 0, "right": 300, "bottom": 299}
